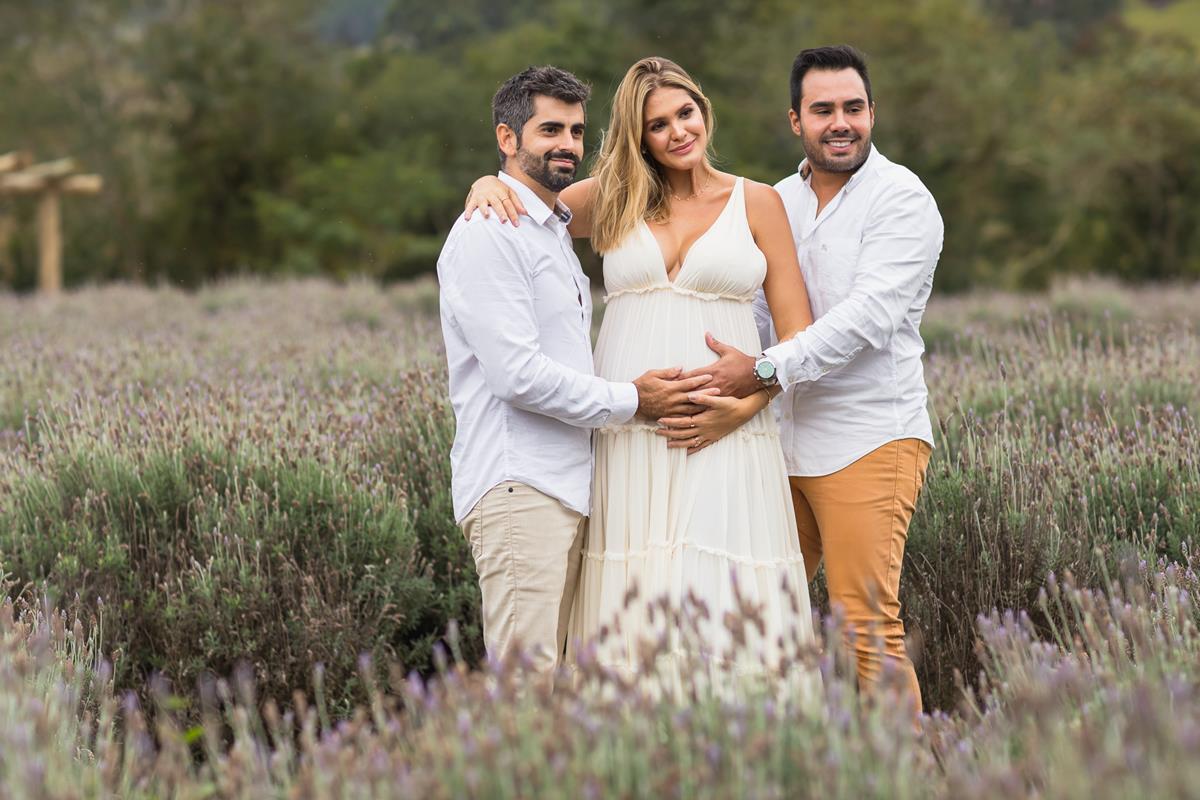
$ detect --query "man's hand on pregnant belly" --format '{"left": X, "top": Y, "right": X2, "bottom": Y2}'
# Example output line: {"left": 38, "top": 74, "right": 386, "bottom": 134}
{"left": 681, "top": 332, "right": 759, "bottom": 400}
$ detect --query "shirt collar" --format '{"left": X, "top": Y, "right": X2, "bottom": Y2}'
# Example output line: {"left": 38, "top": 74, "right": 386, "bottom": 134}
{"left": 497, "top": 170, "right": 573, "bottom": 226}
{"left": 797, "top": 144, "right": 880, "bottom": 195}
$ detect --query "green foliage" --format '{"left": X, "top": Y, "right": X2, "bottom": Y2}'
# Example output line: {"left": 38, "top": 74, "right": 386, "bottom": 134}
{"left": 1029, "top": 32, "right": 1200, "bottom": 283}
{"left": 905, "top": 402, "right": 1200, "bottom": 708}
{"left": 984, "top": 0, "right": 1123, "bottom": 42}
{"left": 1124, "top": 0, "right": 1200, "bottom": 47}
{"left": 141, "top": 1, "right": 345, "bottom": 282}
{"left": 0, "top": 395, "right": 474, "bottom": 710}
{"left": 0, "top": 280, "right": 482, "bottom": 712}
{"left": 1, "top": 0, "right": 1199, "bottom": 289}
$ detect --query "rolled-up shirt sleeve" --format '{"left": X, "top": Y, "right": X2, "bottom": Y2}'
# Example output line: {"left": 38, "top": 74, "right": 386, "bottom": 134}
{"left": 764, "top": 186, "right": 943, "bottom": 389}
{"left": 441, "top": 220, "right": 638, "bottom": 427}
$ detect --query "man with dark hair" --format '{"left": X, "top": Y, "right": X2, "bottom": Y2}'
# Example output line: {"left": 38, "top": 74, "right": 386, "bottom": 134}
{"left": 437, "top": 66, "right": 706, "bottom": 675}
{"left": 491, "top": 65, "right": 591, "bottom": 170}
{"left": 695, "top": 44, "right": 943, "bottom": 714}
{"left": 790, "top": 44, "right": 873, "bottom": 114}
{"left": 787, "top": 45, "right": 874, "bottom": 177}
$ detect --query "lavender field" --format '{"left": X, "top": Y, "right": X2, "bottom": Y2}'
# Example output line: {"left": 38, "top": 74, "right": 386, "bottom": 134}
{"left": 2, "top": 278, "right": 1198, "bottom": 798}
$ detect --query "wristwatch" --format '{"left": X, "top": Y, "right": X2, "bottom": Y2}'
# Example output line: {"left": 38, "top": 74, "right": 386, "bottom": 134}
{"left": 753, "top": 354, "right": 779, "bottom": 387}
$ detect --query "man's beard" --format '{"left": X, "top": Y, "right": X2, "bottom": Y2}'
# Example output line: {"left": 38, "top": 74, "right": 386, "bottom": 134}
{"left": 515, "top": 146, "right": 578, "bottom": 193}
{"left": 802, "top": 128, "right": 871, "bottom": 174}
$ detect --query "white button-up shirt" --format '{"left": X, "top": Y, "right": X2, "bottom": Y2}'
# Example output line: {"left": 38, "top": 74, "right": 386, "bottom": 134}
{"left": 754, "top": 146, "right": 943, "bottom": 476}
{"left": 438, "top": 171, "right": 639, "bottom": 522}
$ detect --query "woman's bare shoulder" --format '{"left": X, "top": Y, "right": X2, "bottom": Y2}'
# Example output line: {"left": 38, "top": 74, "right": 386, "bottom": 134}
{"left": 742, "top": 178, "right": 783, "bottom": 202}
{"left": 741, "top": 178, "right": 787, "bottom": 221}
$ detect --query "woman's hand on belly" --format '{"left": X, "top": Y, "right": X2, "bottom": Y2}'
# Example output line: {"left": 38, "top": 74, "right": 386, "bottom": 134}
{"left": 655, "top": 387, "right": 770, "bottom": 455}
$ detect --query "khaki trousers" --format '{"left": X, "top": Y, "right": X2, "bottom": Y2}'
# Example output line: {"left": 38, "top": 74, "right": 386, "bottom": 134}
{"left": 790, "top": 438, "right": 931, "bottom": 711}
{"left": 461, "top": 481, "right": 585, "bottom": 674}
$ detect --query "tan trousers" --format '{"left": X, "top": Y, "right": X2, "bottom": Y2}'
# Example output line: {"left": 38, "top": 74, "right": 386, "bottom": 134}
{"left": 461, "top": 481, "right": 585, "bottom": 674}
{"left": 790, "top": 438, "right": 931, "bottom": 711}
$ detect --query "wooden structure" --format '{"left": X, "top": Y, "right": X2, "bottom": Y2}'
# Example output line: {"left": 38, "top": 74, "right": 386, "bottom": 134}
{"left": 0, "top": 151, "right": 103, "bottom": 295}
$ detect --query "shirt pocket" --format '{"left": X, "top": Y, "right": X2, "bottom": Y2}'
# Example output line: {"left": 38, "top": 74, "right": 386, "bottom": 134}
{"left": 534, "top": 265, "right": 587, "bottom": 333}
{"left": 816, "top": 236, "right": 861, "bottom": 306}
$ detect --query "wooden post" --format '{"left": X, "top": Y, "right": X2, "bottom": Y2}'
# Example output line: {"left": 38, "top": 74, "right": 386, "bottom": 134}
{"left": 0, "top": 156, "right": 101, "bottom": 294}
{"left": 38, "top": 187, "right": 62, "bottom": 295}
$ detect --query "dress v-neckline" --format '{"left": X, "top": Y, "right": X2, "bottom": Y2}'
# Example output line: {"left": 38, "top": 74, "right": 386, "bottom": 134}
{"left": 643, "top": 178, "right": 740, "bottom": 285}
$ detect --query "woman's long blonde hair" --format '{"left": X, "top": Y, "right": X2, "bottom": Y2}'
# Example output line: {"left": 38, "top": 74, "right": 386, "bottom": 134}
{"left": 590, "top": 57, "right": 716, "bottom": 254}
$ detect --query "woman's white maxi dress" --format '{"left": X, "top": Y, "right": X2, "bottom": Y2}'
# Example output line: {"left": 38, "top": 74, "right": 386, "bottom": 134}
{"left": 567, "top": 178, "right": 820, "bottom": 695}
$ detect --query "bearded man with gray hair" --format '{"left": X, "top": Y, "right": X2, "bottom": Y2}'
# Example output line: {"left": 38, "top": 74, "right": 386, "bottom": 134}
{"left": 437, "top": 66, "right": 707, "bottom": 673}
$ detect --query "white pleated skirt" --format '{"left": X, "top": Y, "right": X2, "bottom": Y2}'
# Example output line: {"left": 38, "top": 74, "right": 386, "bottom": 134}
{"left": 566, "top": 285, "right": 821, "bottom": 701}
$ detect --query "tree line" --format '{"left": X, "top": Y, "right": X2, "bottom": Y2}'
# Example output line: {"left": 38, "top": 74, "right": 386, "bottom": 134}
{"left": 1, "top": 0, "right": 1197, "bottom": 292}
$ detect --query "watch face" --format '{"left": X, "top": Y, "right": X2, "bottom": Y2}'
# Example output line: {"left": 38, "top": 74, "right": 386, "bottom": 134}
{"left": 756, "top": 359, "right": 776, "bottom": 380}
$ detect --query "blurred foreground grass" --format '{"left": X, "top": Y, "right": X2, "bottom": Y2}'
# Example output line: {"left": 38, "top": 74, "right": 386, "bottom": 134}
{"left": 5, "top": 553, "right": 1198, "bottom": 797}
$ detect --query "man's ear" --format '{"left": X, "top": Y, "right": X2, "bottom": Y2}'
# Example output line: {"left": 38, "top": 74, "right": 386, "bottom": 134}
{"left": 868, "top": 101, "right": 876, "bottom": 129}
{"left": 787, "top": 108, "right": 802, "bottom": 137}
{"left": 496, "top": 124, "right": 519, "bottom": 160}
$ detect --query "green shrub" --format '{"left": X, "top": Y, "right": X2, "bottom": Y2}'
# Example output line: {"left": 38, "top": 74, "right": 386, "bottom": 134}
{"left": 0, "top": 374, "right": 477, "bottom": 712}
